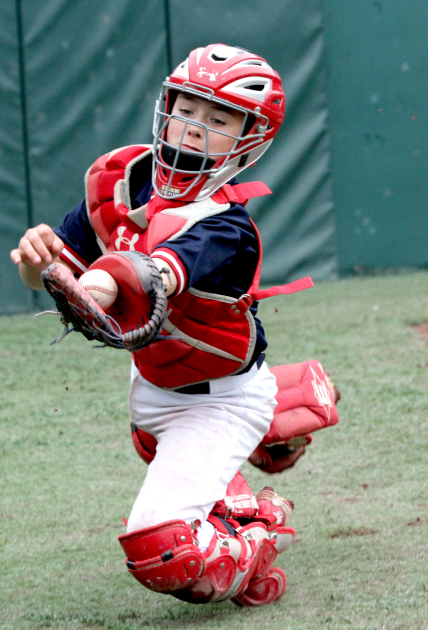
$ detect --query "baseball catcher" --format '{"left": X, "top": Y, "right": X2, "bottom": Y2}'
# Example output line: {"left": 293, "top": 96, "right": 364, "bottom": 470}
{"left": 11, "top": 44, "right": 340, "bottom": 607}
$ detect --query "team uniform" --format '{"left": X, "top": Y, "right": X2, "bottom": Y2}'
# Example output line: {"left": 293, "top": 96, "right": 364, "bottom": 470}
{"left": 38, "top": 44, "right": 340, "bottom": 606}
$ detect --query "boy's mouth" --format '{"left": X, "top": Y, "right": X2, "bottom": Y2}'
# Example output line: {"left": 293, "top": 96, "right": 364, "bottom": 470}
{"left": 181, "top": 144, "right": 202, "bottom": 153}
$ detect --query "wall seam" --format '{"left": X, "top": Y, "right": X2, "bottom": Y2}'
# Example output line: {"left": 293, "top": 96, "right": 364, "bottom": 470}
{"left": 15, "top": 0, "right": 38, "bottom": 308}
{"left": 163, "top": 0, "right": 173, "bottom": 74}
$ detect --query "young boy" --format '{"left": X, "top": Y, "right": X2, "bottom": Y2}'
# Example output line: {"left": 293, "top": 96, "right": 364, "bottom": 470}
{"left": 11, "top": 44, "right": 339, "bottom": 607}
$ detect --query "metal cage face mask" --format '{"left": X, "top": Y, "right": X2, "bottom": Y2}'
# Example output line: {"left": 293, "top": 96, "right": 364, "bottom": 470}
{"left": 152, "top": 84, "right": 268, "bottom": 200}
{"left": 152, "top": 44, "right": 285, "bottom": 202}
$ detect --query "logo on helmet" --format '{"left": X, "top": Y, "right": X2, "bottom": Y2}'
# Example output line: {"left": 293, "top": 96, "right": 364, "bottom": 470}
{"left": 197, "top": 67, "right": 218, "bottom": 82}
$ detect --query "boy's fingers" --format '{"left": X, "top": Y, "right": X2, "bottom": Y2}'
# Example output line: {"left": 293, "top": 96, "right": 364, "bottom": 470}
{"left": 36, "top": 225, "right": 64, "bottom": 256}
{"left": 10, "top": 249, "right": 22, "bottom": 265}
{"left": 51, "top": 235, "right": 64, "bottom": 253}
{"left": 21, "top": 226, "right": 62, "bottom": 264}
{"left": 18, "top": 236, "right": 43, "bottom": 265}
{"left": 18, "top": 229, "right": 53, "bottom": 264}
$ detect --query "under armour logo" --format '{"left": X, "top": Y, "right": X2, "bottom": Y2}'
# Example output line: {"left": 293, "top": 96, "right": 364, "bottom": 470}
{"left": 197, "top": 67, "right": 218, "bottom": 81}
{"left": 114, "top": 226, "right": 139, "bottom": 251}
{"left": 310, "top": 366, "right": 333, "bottom": 422}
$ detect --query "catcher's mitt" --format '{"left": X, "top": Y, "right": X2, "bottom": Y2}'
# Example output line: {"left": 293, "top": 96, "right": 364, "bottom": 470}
{"left": 40, "top": 251, "right": 168, "bottom": 351}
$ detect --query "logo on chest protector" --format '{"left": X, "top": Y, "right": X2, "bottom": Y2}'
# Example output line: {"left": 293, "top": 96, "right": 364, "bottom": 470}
{"left": 310, "top": 366, "right": 333, "bottom": 422}
{"left": 114, "top": 226, "right": 140, "bottom": 251}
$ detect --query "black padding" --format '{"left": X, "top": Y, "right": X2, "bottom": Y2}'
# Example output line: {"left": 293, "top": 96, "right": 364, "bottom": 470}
{"left": 161, "top": 549, "right": 174, "bottom": 562}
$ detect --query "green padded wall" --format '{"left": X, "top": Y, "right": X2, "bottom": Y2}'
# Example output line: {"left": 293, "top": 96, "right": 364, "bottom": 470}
{"left": 0, "top": 0, "right": 33, "bottom": 312}
{"left": 168, "top": 0, "right": 337, "bottom": 284}
{"left": 1, "top": 0, "right": 335, "bottom": 313}
{"left": 323, "top": 0, "right": 428, "bottom": 273}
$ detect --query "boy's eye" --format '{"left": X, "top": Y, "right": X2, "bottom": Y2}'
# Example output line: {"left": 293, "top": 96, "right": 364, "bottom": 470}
{"left": 180, "top": 108, "right": 193, "bottom": 116}
{"left": 211, "top": 118, "right": 226, "bottom": 126}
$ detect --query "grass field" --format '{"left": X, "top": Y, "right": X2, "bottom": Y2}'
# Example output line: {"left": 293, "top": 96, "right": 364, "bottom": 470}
{"left": 1, "top": 272, "right": 428, "bottom": 630}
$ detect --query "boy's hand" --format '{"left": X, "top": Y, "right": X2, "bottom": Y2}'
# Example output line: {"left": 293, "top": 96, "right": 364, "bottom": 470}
{"left": 10, "top": 224, "right": 64, "bottom": 267}
{"left": 11, "top": 224, "right": 65, "bottom": 290}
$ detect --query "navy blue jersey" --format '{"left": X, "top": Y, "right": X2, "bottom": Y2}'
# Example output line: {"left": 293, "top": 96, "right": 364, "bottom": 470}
{"left": 54, "top": 177, "right": 268, "bottom": 366}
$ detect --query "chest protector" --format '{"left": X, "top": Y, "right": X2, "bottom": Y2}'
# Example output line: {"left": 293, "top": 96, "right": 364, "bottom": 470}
{"left": 85, "top": 145, "right": 311, "bottom": 389}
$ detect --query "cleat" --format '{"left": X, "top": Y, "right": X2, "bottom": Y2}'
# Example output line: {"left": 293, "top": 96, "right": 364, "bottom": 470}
{"left": 256, "top": 487, "right": 293, "bottom": 526}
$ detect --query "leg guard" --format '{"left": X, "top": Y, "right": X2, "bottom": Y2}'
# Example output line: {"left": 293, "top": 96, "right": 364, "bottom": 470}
{"left": 232, "top": 566, "right": 286, "bottom": 607}
{"left": 175, "top": 487, "right": 296, "bottom": 606}
{"left": 249, "top": 360, "right": 340, "bottom": 474}
{"left": 119, "top": 490, "right": 295, "bottom": 607}
{"left": 229, "top": 487, "right": 295, "bottom": 606}
{"left": 211, "top": 470, "right": 258, "bottom": 519}
{"left": 118, "top": 520, "right": 204, "bottom": 593}
{"left": 173, "top": 515, "right": 279, "bottom": 605}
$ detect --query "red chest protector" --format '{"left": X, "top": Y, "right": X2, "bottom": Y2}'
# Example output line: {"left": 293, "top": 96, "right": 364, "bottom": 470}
{"left": 85, "top": 145, "right": 312, "bottom": 389}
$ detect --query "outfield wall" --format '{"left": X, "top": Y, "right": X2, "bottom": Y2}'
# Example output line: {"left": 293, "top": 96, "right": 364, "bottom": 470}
{"left": 0, "top": 1, "right": 426, "bottom": 314}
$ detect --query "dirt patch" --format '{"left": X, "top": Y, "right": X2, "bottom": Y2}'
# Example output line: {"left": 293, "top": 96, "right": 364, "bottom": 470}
{"left": 411, "top": 323, "right": 428, "bottom": 346}
{"left": 330, "top": 527, "right": 378, "bottom": 538}
{"left": 407, "top": 517, "right": 428, "bottom": 526}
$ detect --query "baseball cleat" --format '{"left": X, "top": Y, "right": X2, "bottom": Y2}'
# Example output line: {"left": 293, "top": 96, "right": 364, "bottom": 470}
{"left": 256, "top": 487, "right": 294, "bottom": 526}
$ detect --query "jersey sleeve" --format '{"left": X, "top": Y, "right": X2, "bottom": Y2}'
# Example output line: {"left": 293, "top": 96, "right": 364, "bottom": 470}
{"left": 151, "top": 203, "right": 258, "bottom": 297}
{"left": 53, "top": 199, "right": 103, "bottom": 275}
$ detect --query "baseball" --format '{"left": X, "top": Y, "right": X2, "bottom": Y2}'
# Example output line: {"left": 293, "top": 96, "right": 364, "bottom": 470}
{"left": 79, "top": 269, "right": 119, "bottom": 309}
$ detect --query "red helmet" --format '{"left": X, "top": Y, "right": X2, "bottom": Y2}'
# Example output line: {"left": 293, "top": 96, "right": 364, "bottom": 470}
{"left": 152, "top": 44, "right": 285, "bottom": 201}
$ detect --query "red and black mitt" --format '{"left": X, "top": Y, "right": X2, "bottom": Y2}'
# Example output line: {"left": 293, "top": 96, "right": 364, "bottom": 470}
{"left": 41, "top": 251, "right": 168, "bottom": 351}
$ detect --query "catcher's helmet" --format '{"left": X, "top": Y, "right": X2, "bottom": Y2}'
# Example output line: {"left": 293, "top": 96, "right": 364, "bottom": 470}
{"left": 152, "top": 44, "right": 285, "bottom": 201}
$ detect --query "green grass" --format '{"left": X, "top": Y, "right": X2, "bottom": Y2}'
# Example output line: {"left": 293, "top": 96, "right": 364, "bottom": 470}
{"left": 1, "top": 272, "right": 428, "bottom": 630}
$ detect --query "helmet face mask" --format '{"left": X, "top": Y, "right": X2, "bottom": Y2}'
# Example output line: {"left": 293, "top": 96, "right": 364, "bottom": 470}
{"left": 152, "top": 44, "right": 285, "bottom": 201}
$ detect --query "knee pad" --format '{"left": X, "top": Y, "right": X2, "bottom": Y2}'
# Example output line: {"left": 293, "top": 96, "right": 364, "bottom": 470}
{"left": 118, "top": 520, "right": 204, "bottom": 593}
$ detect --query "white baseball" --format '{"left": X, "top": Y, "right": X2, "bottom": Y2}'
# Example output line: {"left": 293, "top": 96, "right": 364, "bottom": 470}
{"left": 79, "top": 269, "right": 119, "bottom": 309}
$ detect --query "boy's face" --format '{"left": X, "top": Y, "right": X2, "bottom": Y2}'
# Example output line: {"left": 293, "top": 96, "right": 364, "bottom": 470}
{"left": 167, "top": 93, "right": 245, "bottom": 159}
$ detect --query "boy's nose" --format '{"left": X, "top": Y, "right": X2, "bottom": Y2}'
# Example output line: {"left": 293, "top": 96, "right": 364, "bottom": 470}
{"left": 186, "top": 122, "right": 202, "bottom": 138}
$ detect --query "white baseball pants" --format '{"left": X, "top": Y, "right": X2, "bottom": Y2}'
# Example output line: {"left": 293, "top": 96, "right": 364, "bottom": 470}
{"left": 126, "top": 361, "right": 277, "bottom": 535}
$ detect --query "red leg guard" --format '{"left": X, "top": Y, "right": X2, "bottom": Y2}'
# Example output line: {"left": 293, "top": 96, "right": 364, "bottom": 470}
{"left": 172, "top": 516, "right": 279, "bottom": 604}
{"left": 211, "top": 470, "right": 258, "bottom": 519}
{"left": 118, "top": 520, "right": 204, "bottom": 593}
{"left": 249, "top": 360, "right": 340, "bottom": 474}
{"left": 119, "top": 497, "right": 293, "bottom": 607}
